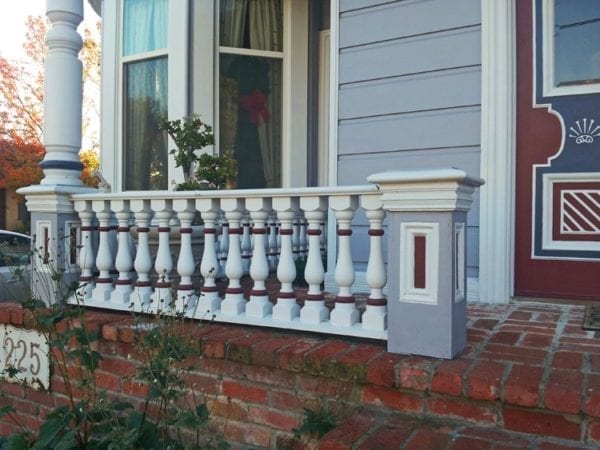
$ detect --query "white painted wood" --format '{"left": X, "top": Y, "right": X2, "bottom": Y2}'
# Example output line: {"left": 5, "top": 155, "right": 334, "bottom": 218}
{"left": 150, "top": 200, "right": 174, "bottom": 313}
{"left": 218, "top": 218, "right": 229, "bottom": 278}
{"left": 220, "top": 199, "right": 246, "bottom": 315}
{"left": 246, "top": 199, "right": 273, "bottom": 318}
{"left": 267, "top": 214, "right": 279, "bottom": 271}
{"left": 318, "top": 30, "right": 331, "bottom": 187}
{"left": 455, "top": 222, "right": 466, "bottom": 302}
{"left": 173, "top": 199, "right": 197, "bottom": 314}
{"left": 109, "top": 200, "right": 133, "bottom": 308}
{"left": 196, "top": 199, "right": 221, "bottom": 317}
{"left": 241, "top": 214, "right": 252, "bottom": 275}
{"left": 400, "top": 222, "right": 439, "bottom": 305}
{"left": 299, "top": 197, "right": 329, "bottom": 324}
{"left": 273, "top": 197, "right": 300, "bottom": 322}
{"left": 479, "top": 0, "right": 516, "bottom": 303}
{"left": 330, "top": 195, "right": 359, "bottom": 327}
{"left": 74, "top": 200, "right": 95, "bottom": 301}
{"left": 130, "top": 200, "right": 153, "bottom": 311}
{"left": 91, "top": 201, "right": 114, "bottom": 304}
{"left": 361, "top": 194, "right": 387, "bottom": 331}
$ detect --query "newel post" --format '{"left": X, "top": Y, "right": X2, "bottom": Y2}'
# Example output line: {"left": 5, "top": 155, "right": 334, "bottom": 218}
{"left": 368, "top": 169, "right": 484, "bottom": 359}
{"left": 17, "top": 0, "right": 97, "bottom": 304}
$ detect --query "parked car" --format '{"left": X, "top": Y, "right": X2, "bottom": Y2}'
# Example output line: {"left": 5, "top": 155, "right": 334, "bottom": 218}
{"left": 0, "top": 230, "right": 31, "bottom": 302}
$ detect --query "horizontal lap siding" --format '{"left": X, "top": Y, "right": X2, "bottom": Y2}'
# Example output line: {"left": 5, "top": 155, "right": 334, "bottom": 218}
{"left": 337, "top": 0, "right": 482, "bottom": 279}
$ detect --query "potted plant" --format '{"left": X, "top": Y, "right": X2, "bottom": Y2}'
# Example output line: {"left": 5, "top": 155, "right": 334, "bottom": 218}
{"left": 159, "top": 114, "right": 237, "bottom": 190}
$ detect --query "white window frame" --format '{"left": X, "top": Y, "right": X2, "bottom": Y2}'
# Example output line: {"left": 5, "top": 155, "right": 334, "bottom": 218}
{"left": 542, "top": 0, "right": 600, "bottom": 97}
{"left": 100, "top": 0, "right": 189, "bottom": 192}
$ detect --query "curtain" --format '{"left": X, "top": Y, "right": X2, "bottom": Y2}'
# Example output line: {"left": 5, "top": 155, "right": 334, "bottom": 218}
{"left": 249, "top": 0, "right": 282, "bottom": 187}
{"left": 220, "top": 0, "right": 248, "bottom": 48}
{"left": 123, "top": 0, "right": 168, "bottom": 56}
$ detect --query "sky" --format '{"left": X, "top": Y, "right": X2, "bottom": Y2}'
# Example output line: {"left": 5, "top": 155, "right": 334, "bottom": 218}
{"left": 0, "top": 1, "right": 100, "bottom": 59}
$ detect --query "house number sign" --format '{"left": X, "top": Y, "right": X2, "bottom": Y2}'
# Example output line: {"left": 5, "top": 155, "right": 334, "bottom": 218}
{"left": 0, "top": 325, "right": 49, "bottom": 390}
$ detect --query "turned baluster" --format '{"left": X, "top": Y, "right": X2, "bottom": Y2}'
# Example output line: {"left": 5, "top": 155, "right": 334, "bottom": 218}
{"left": 220, "top": 198, "right": 245, "bottom": 315}
{"left": 90, "top": 200, "right": 114, "bottom": 304}
{"left": 109, "top": 200, "right": 134, "bottom": 309}
{"left": 218, "top": 215, "right": 229, "bottom": 278}
{"left": 298, "top": 214, "right": 308, "bottom": 259}
{"left": 131, "top": 200, "right": 153, "bottom": 312}
{"left": 196, "top": 198, "right": 221, "bottom": 317}
{"left": 299, "top": 197, "right": 329, "bottom": 324}
{"left": 292, "top": 215, "right": 300, "bottom": 260}
{"left": 241, "top": 213, "right": 252, "bottom": 275}
{"left": 74, "top": 200, "right": 95, "bottom": 301}
{"left": 329, "top": 195, "right": 359, "bottom": 327}
{"left": 174, "top": 199, "right": 197, "bottom": 315}
{"left": 246, "top": 198, "right": 272, "bottom": 318}
{"left": 272, "top": 197, "right": 300, "bottom": 321}
{"left": 361, "top": 194, "right": 387, "bottom": 331}
{"left": 150, "top": 200, "right": 174, "bottom": 313}
{"left": 267, "top": 213, "right": 278, "bottom": 271}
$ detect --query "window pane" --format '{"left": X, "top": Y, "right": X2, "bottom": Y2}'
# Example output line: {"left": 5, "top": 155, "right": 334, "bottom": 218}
{"left": 554, "top": 0, "right": 600, "bottom": 86}
{"left": 220, "top": 0, "right": 283, "bottom": 51}
{"left": 220, "top": 53, "right": 282, "bottom": 188}
{"left": 124, "top": 57, "right": 168, "bottom": 190}
{"left": 123, "top": 0, "right": 168, "bottom": 56}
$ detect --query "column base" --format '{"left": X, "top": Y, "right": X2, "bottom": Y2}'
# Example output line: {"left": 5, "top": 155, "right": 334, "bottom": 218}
{"left": 330, "top": 302, "right": 359, "bottom": 327}
{"left": 273, "top": 298, "right": 300, "bottom": 322}
{"left": 300, "top": 301, "right": 329, "bottom": 325}
{"left": 362, "top": 305, "right": 387, "bottom": 331}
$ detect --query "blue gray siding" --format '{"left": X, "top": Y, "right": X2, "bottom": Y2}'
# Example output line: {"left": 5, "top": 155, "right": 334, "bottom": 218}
{"left": 337, "top": 0, "right": 482, "bottom": 278}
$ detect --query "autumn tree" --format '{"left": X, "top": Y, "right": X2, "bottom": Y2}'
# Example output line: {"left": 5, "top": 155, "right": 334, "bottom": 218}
{"left": 0, "top": 13, "right": 101, "bottom": 188}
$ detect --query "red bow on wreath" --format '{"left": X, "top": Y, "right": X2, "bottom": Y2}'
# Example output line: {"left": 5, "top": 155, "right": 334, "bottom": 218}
{"left": 239, "top": 89, "right": 270, "bottom": 125}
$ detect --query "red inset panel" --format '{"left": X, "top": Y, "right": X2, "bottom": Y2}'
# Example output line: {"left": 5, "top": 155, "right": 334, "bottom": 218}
{"left": 414, "top": 235, "right": 426, "bottom": 289}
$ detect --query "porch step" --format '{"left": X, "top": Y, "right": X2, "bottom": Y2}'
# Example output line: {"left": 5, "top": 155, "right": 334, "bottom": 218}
{"left": 317, "top": 410, "right": 597, "bottom": 450}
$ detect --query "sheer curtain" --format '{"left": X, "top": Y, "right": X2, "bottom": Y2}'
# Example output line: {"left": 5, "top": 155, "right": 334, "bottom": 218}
{"left": 123, "top": 0, "right": 168, "bottom": 190}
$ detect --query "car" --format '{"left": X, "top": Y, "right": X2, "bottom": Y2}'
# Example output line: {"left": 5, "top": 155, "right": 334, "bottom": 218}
{"left": 0, "top": 230, "right": 32, "bottom": 302}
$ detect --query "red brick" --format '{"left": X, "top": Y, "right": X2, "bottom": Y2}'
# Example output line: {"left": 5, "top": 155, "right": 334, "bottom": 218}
{"left": 222, "top": 420, "right": 271, "bottom": 448}
{"left": 489, "top": 331, "right": 521, "bottom": 346}
{"left": 250, "top": 336, "right": 300, "bottom": 368}
{"left": 358, "top": 425, "right": 413, "bottom": 450}
{"left": 270, "top": 389, "right": 319, "bottom": 413}
{"left": 472, "top": 319, "right": 499, "bottom": 330}
{"left": 333, "top": 344, "right": 383, "bottom": 381}
{"left": 243, "top": 366, "right": 295, "bottom": 390}
{"left": 304, "top": 341, "right": 353, "bottom": 376}
{"left": 318, "top": 411, "right": 381, "bottom": 450}
{"left": 480, "top": 344, "right": 548, "bottom": 365}
{"left": 202, "top": 329, "right": 251, "bottom": 359}
{"left": 10, "top": 309, "right": 24, "bottom": 325}
{"left": 295, "top": 374, "right": 355, "bottom": 400}
{"left": 591, "top": 354, "right": 600, "bottom": 373}
{"left": 503, "top": 365, "right": 544, "bottom": 407}
{"left": 588, "top": 420, "right": 600, "bottom": 442}
{"left": 222, "top": 380, "right": 268, "bottom": 404}
{"left": 508, "top": 311, "right": 533, "bottom": 321}
{"left": 366, "top": 353, "right": 404, "bottom": 387}
{"left": 101, "top": 323, "right": 118, "bottom": 341}
{"left": 543, "top": 369, "right": 583, "bottom": 414}
{"left": 466, "top": 361, "right": 506, "bottom": 401}
{"left": 248, "top": 406, "right": 299, "bottom": 431}
{"left": 538, "top": 443, "right": 591, "bottom": 450}
{"left": 502, "top": 407, "right": 581, "bottom": 440}
{"left": 500, "top": 325, "right": 556, "bottom": 335}
{"left": 226, "top": 330, "right": 273, "bottom": 363}
{"left": 122, "top": 380, "right": 149, "bottom": 398}
{"left": 361, "top": 386, "right": 423, "bottom": 413}
{"left": 99, "top": 356, "right": 136, "bottom": 376}
{"left": 427, "top": 398, "right": 495, "bottom": 423}
{"left": 449, "top": 437, "right": 493, "bottom": 450}
{"left": 398, "top": 357, "right": 438, "bottom": 391}
{"left": 552, "top": 351, "right": 584, "bottom": 370}
{"left": 404, "top": 429, "right": 450, "bottom": 450}
{"left": 184, "top": 373, "right": 220, "bottom": 396}
{"left": 521, "top": 333, "right": 553, "bottom": 348}
{"left": 277, "top": 338, "right": 323, "bottom": 372}
{"left": 209, "top": 397, "right": 248, "bottom": 421}
{"left": 585, "top": 374, "right": 600, "bottom": 417}
{"left": 94, "top": 370, "right": 120, "bottom": 391}
{"left": 431, "top": 359, "right": 472, "bottom": 396}
{"left": 459, "top": 427, "right": 530, "bottom": 447}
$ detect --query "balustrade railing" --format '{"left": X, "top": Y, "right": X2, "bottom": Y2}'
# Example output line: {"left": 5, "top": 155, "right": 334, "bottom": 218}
{"left": 54, "top": 169, "right": 485, "bottom": 357}
{"left": 70, "top": 186, "right": 388, "bottom": 339}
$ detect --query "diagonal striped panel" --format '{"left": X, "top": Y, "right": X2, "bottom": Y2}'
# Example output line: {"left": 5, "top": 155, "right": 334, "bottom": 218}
{"left": 560, "top": 190, "right": 600, "bottom": 234}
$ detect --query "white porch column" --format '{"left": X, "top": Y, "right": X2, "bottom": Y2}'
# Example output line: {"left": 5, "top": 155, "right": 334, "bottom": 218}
{"left": 369, "top": 169, "right": 484, "bottom": 359}
{"left": 18, "top": 0, "right": 97, "bottom": 304}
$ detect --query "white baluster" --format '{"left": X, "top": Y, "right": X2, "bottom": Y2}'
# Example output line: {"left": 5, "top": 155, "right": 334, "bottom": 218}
{"left": 220, "top": 198, "right": 245, "bottom": 315}
{"left": 196, "top": 199, "right": 221, "bottom": 317}
{"left": 108, "top": 218, "right": 119, "bottom": 281}
{"left": 267, "top": 214, "right": 278, "bottom": 271}
{"left": 218, "top": 216, "right": 229, "bottom": 278}
{"left": 330, "top": 195, "right": 359, "bottom": 327}
{"left": 74, "top": 200, "right": 95, "bottom": 302}
{"left": 174, "top": 199, "right": 197, "bottom": 315}
{"left": 361, "top": 195, "right": 387, "bottom": 331}
{"left": 131, "top": 200, "right": 153, "bottom": 312}
{"left": 150, "top": 200, "right": 173, "bottom": 313}
{"left": 299, "top": 197, "right": 328, "bottom": 324}
{"left": 246, "top": 198, "right": 272, "bottom": 319}
{"left": 241, "top": 214, "right": 252, "bottom": 275}
{"left": 109, "top": 200, "right": 134, "bottom": 309}
{"left": 272, "top": 197, "right": 300, "bottom": 322}
{"left": 90, "top": 200, "right": 114, "bottom": 304}
{"left": 299, "top": 214, "right": 308, "bottom": 259}
{"left": 292, "top": 215, "right": 300, "bottom": 261}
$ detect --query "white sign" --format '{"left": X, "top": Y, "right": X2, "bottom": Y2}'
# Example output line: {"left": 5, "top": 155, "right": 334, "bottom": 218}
{"left": 0, "top": 325, "right": 49, "bottom": 390}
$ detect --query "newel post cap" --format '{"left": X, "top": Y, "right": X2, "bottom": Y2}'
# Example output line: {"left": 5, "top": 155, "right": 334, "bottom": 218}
{"left": 367, "top": 168, "right": 485, "bottom": 212}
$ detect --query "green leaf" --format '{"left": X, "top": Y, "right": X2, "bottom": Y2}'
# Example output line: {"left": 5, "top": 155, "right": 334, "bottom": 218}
{"left": 196, "top": 403, "right": 209, "bottom": 422}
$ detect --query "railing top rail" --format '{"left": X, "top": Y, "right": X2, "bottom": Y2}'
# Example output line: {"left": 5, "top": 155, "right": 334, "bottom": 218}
{"left": 70, "top": 184, "right": 379, "bottom": 201}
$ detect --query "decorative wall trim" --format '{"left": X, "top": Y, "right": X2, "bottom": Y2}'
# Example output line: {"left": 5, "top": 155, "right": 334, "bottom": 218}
{"left": 478, "top": 0, "right": 516, "bottom": 304}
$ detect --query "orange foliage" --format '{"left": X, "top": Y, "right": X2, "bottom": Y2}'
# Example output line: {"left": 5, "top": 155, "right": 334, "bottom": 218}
{"left": 80, "top": 149, "right": 100, "bottom": 188}
{"left": 0, "top": 138, "right": 44, "bottom": 189}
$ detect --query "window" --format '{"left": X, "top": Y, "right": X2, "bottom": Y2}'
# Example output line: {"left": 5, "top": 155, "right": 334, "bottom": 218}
{"left": 543, "top": 0, "right": 600, "bottom": 96}
{"left": 122, "top": 0, "right": 169, "bottom": 190}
